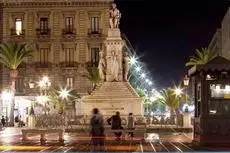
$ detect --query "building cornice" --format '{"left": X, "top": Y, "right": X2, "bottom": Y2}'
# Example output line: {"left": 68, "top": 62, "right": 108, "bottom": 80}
{"left": 0, "top": 0, "right": 113, "bottom": 8}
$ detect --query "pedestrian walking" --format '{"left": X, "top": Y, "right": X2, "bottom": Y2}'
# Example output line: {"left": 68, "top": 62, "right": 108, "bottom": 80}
{"left": 107, "top": 111, "right": 122, "bottom": 140}
{"left": 1, "top": 116, "right": 6, "bottom": 127}
{"left": 90, "top": 108, "right": 105, "bottom": 151}
{"left": 127, "top": 113, "right": 135, "bottom": 137}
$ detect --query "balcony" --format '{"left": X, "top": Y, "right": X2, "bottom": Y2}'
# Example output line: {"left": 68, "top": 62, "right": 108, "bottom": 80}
{"left": 88, "top": 29, "right": 102, "bottom": 37}
{"left": 11, "top": 28, "right": 25, "bottom": 39}
{"left": 36, "top": 28, "right": 51, "bottom": 39}
{"left": 62, "top": 28, "right": 76, "bottom": 40}
{"left": 34, "top": 62, "right": 52, "bottom": 68}
{"left": 58, "top": 62, "right": 79, "bottom": 68}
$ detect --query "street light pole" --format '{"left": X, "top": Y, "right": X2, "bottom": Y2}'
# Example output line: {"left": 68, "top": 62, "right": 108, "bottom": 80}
{"left": 183, "top": 75, "right": 190, "bottom": 110}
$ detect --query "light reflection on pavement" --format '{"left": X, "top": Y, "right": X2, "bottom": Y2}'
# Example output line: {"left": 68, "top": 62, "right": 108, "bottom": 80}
{"left": 0, "top": 127, "right": 196, "bottom": 152}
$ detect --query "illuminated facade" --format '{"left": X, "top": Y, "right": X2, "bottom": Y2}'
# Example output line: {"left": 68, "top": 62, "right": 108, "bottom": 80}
{"left": 0, "top": 0, "right": 114, "bottom": 119}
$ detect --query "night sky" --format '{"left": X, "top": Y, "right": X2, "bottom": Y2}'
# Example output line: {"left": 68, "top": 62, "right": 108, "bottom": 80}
{"left": 115, "top": 0, "right": 230, "bottom": 89}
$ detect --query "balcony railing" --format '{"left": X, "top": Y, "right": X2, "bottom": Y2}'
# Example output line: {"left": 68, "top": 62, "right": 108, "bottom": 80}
{"left": 88, "top": 29, "right": 102, "bottom": 37}
{"left": 58, "top": 62, "right": 79, "bottom": 68}
{"left": 34, "top": 62, "right": 52, "bottom": 68}
{"left": 10, "top": 29, "right": 25, "bottom": 39}
{"left": 36, "top": 28, "right": 51, "bottom": 38}
{"left": 62, "top": 28, "right": 76, "bottom": 39}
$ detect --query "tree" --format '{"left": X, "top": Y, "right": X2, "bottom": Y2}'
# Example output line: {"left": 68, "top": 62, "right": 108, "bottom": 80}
{"left": 85, "top": 66, "right": 100, "bottom": 90}
{"left": 185, "top": 48, "right": 216, "bottom": 67}
{"left": 156, "top": 88, "right": 181, "bottom": 116}
{"left": 0, "top": 43, "right": 32, "bottom": 125}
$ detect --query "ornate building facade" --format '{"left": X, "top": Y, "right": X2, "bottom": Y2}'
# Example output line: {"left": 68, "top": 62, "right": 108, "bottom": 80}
{"left": 0, "top": 0, "right": 113, "bottom": 94}
{"left": 0, "top": 0, "right": 115, "bottom": 119}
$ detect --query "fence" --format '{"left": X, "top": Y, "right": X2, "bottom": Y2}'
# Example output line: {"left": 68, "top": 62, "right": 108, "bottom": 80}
{"left": 32, "top": 114, "right": 185, "bottom": 129}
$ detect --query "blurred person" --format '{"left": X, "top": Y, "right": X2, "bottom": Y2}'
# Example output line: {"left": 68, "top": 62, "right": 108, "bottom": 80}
{"left": 107, "top": 111, "right": 122, "bottom": 140}
{"left": 90, "top": 108, "right": 105, "bottom": 151}
{"left": 127, "top": 113, "right": 135, "bottom": 137}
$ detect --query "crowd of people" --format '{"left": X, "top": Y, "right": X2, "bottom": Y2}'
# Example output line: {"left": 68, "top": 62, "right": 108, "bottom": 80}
{"left": 90, "top": 108, "right": 136, "bottom": 151}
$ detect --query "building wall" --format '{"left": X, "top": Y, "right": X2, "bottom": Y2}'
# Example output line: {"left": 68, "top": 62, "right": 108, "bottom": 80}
{"left": 222, "top": 7, "right": 230, "bottom": 59}
{"left": 208, "top": 29, "right": 222, "bottom": 56}
{"left": 0, "top": 0, "right": 113, "bottom": 95}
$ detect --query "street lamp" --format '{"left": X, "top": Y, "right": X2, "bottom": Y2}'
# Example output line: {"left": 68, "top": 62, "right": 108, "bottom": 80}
{"left": 175, "top": 87, "right": 182, "bottom": 97}
{"left": 183, "top": 75, "right": 190, "bottom": 105}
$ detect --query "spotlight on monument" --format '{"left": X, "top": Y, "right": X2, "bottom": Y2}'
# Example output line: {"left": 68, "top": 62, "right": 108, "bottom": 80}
{"left": 135, "top": 66, "right": 141, "bottom": 72}
{"left": 129, "top": 56, "right": 137, "bottom": 65}
{"left": 175, "top": 87, "right": 183, "bottom": 97}
{"left": 148, "top": 81, "right": 153, "bottom": 86}
{"left": 59, "top": 88, "right": 70, "bottom": 100}
{"left": 141, "top": 73, "right": 146, "bottom": 78}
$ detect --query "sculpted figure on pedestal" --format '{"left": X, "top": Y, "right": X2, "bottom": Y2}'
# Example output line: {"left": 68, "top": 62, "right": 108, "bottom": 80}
{"left": 98, "top": 51, "right": 106, "bottom": 81}
{"left": 108, "top": 50, "right": 120, "bottom": 81}
{"left": 123, "top": 52, "right": 130, "bottom": 81}
{"left": 109, "top": 3, "right": 121, "bottom": 29}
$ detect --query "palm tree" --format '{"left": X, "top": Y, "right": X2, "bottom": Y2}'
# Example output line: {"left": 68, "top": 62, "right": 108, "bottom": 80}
{"left": 185, "top": 48, "right": 216, "bottom": 67}
{"left": 156, "top": 88, "right": 181, "bottom": 116}
{"left": 85, "top": 66, "right": 100, "bottom": 90}
{"left": 0, "top": 43, "right": 32, "bottom": 125}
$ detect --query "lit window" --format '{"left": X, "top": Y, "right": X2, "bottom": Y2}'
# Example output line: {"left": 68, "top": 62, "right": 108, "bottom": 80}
{"left": 91, "top": 48, "right": 99, "bottom": 66}
{"left": 91, "top": 17, "right": 99, "bottom": 33}
{"left": 15, "top": 18, "right": 22, "bottom": 35}
{"left": 67, "top": 77, "right": 74, "bottom": 88}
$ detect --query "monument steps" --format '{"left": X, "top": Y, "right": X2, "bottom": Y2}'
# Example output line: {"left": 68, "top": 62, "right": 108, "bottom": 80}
{"left": 84, "top": 82, "right": 140, "bottom": 100}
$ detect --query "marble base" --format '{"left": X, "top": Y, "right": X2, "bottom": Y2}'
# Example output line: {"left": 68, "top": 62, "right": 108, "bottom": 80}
{"left": 83, "top": 82, "right": 143, "bottom": 116}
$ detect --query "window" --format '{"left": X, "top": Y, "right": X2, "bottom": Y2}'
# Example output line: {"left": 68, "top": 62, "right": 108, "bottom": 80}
{"left": 67, "top": 77, "right": 74, "bottom": 88}
{"left": 209, "top": 83, "right": 230, "bottom": 116}
{"left": 15, "top": 18, "right": 23, "bottom": 35}
{"left": 64, "top": 48, "right": 74, "bottom": 64}
{"left": 91, "top": 17, "right": 99, "bottom": 33}
{"left": 39, "top": 48, "right": 49, "bottom": 64}
{"left": 15, "top": 78, "right": 24, "bottom": 93}
{"left": 65, "top": 17, "right": 73, "bottom": 34}
{"left": 40, "top": 18, "right": 49, "bottom": 34}
{"left": 91, "top": 48, "right": 99, "bottom": 66}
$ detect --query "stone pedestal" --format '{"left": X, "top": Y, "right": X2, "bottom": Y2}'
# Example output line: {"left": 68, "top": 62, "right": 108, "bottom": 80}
{"left": 183, "top": 112, "right": 192, "bottom": 128}
{"left": 83, "top": 82, "right": 142, "bottom": 116}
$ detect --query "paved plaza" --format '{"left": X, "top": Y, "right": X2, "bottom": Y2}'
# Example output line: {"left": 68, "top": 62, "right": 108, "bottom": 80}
{"left": 0, "top": 127, "right": 223, "bottom": 152}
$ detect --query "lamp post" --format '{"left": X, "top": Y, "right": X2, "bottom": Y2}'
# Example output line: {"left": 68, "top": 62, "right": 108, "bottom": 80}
{"left": 183, "top": 75, "right": 190, "bottom": 105}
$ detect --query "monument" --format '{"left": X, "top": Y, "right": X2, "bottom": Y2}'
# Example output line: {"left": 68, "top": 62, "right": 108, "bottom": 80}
{"left": 83, "top": 3, "right": 143, "bottom": 116}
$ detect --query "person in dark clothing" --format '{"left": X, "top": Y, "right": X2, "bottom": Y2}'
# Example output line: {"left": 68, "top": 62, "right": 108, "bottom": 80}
{"left": 90, "top": 108, "right": 104, "bottom": 151}
{"left": 107, "top": 111, "right": 122, "bottom": 140}
{"left": 1, "top": 116, "right": 6, "bottom": 127}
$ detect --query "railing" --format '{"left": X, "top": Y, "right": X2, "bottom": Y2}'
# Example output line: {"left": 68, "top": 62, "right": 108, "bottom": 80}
{"left": 88, "top": 29, "right": 102, "bottom": 37}
{"left": 34, "top": 114, "right": 65, "bottom": 128}
{"left": 36, "top": 28, "right": 51, "bottom": 38}
{"left": 62, "top": 28, "right": 76, "bottom": 35}
{"left": 34, "top": 62, "right": 52, "bottom": 68}
{"left": 30, "top": 114, "right": 186, "bottom": 129}
{"left": 10, "top": 28, "right": 25, "bottom": 37}
{"left": 58, "top": 62, "right": 79, "bottom": 68}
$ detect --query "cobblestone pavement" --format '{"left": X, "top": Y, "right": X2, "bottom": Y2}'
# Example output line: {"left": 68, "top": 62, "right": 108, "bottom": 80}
{"left": 0, "top": 127, "right": 203, "bottom": 152}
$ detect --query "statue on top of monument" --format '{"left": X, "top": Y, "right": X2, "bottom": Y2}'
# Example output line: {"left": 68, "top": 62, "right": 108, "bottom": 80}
{"left": 109, "top": 50, "right": 120, "bottom": 81}
{"left": 98, "top": 51, "right": 106, "bottom": 81}
{"left": 109, "top": 3, "right": 121, "bottom": 29}
{"left": 123, "top": 52, "right": 130, "bottom": 81}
